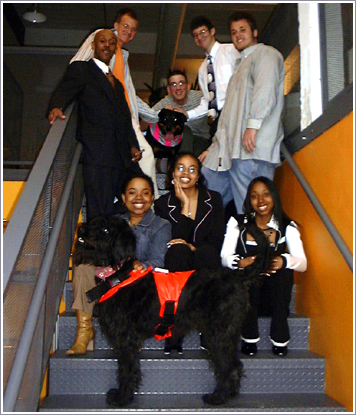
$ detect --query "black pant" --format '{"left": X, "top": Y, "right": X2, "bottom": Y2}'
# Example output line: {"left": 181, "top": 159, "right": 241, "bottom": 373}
{"left": 241, "top": 268, "right": 294, "bottom": 344}
{"left": 82, "top": 162, "right": 142, "bottom": 222}
{"left": 164, "top": 243, "right": 221, "bottom": 271}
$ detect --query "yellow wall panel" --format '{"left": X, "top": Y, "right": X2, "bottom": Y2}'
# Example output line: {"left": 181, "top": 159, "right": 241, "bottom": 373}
{"left": 3, "top": 181, "right": 26, "bottom": 219}
{"left": 274, "top": 112, "right": 354, "bottom": 412}
{"left": 290, "top": 112, "right": 353, "bottom": 251}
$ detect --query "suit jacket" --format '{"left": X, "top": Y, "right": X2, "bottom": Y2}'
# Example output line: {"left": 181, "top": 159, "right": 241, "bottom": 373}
{"left": 47, "top": 60, "right": 139, "bottom": 168}
{"left": 154, "top": 187, "right": 225, "bottom": 255}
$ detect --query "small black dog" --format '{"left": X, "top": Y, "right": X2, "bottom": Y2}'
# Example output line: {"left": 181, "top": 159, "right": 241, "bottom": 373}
{"left": 74, "top": 215, "right": 271, "bottom": 408}
{"left": 157, "top": 108, "right": 187, "bottom": 138}
{"left": 146, "top": 108, "right": 187, "bottom": 178}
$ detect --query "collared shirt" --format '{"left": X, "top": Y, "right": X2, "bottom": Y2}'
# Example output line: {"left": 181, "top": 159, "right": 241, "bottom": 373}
{"left": 203, "top": 43, "right": 285, "bottom": 171}
{"left": 70, "top": 28, "right": 153, "bottom": 124}
{"left": 140, "top": 91, "right": 210, "bottom": 145}
{"left": 187, "top": 41, "right": 240, "bottom": 121}
{"left": 221, "top": 214, "right": 307, "bottom": 272}
{"left": 92, "top": 58, "right": 110, "bottom": 75}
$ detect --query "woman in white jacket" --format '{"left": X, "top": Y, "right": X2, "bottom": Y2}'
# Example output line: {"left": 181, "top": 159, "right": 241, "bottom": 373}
{"left": 221, "top": 176, "right": 307, "bottom": 357}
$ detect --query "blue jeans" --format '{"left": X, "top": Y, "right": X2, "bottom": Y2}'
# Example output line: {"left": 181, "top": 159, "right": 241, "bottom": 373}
{"left": 202, "top": 159, "right": 275, "bottom": 213}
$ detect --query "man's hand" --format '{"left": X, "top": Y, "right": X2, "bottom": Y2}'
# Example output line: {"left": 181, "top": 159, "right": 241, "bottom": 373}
{"left": 198, "top": 150, "right": 209, "bottom": 163}
{"left": 165, "top": 106, "right": 188, "bottom": 119}
{"left": 48, "top": 108, "right": 65, "bottom": 125}
{"left": 131, "top": 147, "right": 143, "bottom": 163}
{"left": 242, "top": 128, "right": 257, "bottom": 153}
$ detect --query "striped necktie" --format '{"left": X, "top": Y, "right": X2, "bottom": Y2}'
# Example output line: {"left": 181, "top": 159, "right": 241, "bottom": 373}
{"left": 112, "top": 47, "right": 131, "bottom": 109}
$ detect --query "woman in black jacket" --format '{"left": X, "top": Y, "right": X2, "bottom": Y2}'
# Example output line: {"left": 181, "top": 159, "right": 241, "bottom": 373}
{"left": 154, "top": 152, "right": 225, "bottom": 271}
{"left": 154, "top": 152, "right": 226, "bottom": 353}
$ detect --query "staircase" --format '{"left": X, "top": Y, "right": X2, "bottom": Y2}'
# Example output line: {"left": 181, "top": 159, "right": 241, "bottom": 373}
{"left": 40, "top": 281, "right": 345, "bottom": 411}
{"left": 40, "top": 171, "right": 345, "bottom": 412}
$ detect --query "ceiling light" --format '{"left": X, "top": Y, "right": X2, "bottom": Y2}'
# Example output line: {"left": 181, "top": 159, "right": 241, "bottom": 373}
{"left": 23, "top": 4, "right": 47, "bottom": 24}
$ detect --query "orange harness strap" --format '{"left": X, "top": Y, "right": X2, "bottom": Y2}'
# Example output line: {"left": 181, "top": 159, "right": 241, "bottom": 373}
{"left": 152, "top": 270, "right": 194, "bottom": 340}
{"left": 98, "top": 267, "right": 195, "bottom": 340}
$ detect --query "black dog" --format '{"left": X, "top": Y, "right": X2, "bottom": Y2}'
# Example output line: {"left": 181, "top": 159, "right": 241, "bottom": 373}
{"left": 146, "top": 108, "right": 187, "bottom": 178}
{"left": 74, "top": 215, "right": 271, "bottom": 408}
{"left": 157, "top": 107, "right": 187, "bottom": 138}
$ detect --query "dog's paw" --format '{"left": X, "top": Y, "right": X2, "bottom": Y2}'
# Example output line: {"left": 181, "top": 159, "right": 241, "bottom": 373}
{"left": 106, "top": 388, "right": 134, "bottom": 407}
{"left": 202, "top": 391, "right": 226, "bottom": 406}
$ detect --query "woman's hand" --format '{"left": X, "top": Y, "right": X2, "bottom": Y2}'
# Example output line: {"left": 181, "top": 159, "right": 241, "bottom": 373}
{"left": 167, "top": 239, "right": 196, "bottom": 252}
{"left": 237, "top": 255, "right": 256, "bottom": 269}
{"left": 172, "top": 179, "right": 189, "bottom": 207}
{"left": 132, "top": 259, "right": 146, "bottom": 271}
{"left": 267, "top": 256, "right": 284, "bottom": 273}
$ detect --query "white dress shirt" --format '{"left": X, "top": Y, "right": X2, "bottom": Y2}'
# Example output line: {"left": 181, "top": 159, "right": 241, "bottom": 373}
{"left": 187, "top": 41, "right": 240, "bottom": 121}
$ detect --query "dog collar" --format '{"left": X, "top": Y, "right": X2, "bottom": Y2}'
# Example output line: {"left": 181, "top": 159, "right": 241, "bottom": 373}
{"left": 95, "top": 266, "right": 116, "bottom": 280}
{"left": 95, "top": 258, "right": 132, "bottom": 280}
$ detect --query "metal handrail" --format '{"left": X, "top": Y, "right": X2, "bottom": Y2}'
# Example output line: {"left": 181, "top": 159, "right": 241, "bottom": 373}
{"left": 3, "top": 103, "right": 75, "bottom": 293}
{"left": 3, "top": 102, "right": 83, "bottom": 412}
{"left": 3, "top": 142, "right": 82, "bottom": 412}
{"left": 281, "top": 141, "right": 353, "bottom": 271}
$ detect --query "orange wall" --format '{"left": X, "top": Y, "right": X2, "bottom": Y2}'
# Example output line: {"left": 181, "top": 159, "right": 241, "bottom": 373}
{"left": 274, "top": 112, "right": 354, "bottom": 412}
{"left": 3, "top": 181, "right": 26, "bottom": 232}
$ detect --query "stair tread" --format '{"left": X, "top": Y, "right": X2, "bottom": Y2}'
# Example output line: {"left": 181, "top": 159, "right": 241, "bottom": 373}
{"left": 61, "top": 310, "right": 306, "bottom": 321}
{"left": 40, "top": 392, "right": 345, "bottom": 411}
{"left": 50, "top": 348, "right": 324, "bottom": 366}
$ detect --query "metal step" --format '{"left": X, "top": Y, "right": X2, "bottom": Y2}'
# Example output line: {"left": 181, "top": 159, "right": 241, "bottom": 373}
{"left": 58, "top": 312, "right": 309, "bottom": 351}
{"left": 40, "top": 392, "right": 345, "bottom": 412}
{"left": 48, "top": 349, "right": 326, "bottom": 395}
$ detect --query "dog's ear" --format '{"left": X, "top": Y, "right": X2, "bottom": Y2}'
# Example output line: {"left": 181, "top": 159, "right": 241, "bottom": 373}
{"left": 111, "top": 217, "right": 136, "bottom": 266}
{"left": 177, "top": 112, "right": 187, "bottom": 123}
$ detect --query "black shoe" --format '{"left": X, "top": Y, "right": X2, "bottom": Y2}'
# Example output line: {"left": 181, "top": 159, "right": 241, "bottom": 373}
{"left": 272, "top": 345, "right": 288, "bottom": 356}
{"left": 199, "top": 333, "right": 209, "bottom": 350}
{"left": 164, "top": 337, "right": 183, "bottom": 355}
{"left": 241, "top": 340, "right": 257, "bottom": 356}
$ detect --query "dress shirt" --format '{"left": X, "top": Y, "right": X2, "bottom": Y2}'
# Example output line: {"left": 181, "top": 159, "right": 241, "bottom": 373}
{"left": 203, "top": 43, "right": 285, "bottom": 171}
{"left": 187, "top": 42, "right": 239, "bottom": 121}
{"left": 92, "top": 58, "right": 110, "bottom": 75}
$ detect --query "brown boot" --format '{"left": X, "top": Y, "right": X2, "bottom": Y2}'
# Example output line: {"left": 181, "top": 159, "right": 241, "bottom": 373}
{"left": 66, "top": 310, "right": 95, "bottom": 355}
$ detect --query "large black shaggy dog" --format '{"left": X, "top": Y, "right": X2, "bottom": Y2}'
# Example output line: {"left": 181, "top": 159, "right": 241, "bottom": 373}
{"left": 74, "top": 215, "right": 271, "bottom": 407}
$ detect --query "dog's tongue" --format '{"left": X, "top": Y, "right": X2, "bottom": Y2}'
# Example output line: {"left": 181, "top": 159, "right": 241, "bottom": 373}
{"left": 165, "top": 132, "right": 175, "bottom": 142}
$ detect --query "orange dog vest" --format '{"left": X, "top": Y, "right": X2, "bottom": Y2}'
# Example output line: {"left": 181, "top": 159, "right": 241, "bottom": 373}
{"left": 98, "top": 267, "right": 195, "bottom": 340}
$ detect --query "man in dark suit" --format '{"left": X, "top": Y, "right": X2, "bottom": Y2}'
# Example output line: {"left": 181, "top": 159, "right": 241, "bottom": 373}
{"left": 48, "top": 29, "right": 143, "bottom": 221}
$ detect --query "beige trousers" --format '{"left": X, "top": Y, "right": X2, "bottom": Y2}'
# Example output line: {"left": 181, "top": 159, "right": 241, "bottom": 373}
{"left": 71, "top": 264, "right": 97, "bottom": 315}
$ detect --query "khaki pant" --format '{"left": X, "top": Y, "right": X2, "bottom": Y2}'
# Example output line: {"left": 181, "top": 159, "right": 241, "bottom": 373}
{"left": 72, "top": 264, "right": 97, "bottom": 315}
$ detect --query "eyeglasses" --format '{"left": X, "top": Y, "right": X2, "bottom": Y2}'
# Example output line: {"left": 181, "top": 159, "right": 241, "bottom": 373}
{"left": 192, "top": 29, "right": 208, "bottom": 39}
{"left": 176, "top": 165, "right": 198, "bottom": 174}
{"left": 169, "top": 81, "right": 187, "bottom": 88}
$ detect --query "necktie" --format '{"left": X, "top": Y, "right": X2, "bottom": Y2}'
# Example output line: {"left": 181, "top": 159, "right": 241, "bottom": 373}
{"left": 106, "top": 69, "right": 117, "bottom": 95}
{"left": 207, "top": 55, "right": 217, "bottom": 121}
{"left": 112, "top": 47, "right": 131, "bottom": 109}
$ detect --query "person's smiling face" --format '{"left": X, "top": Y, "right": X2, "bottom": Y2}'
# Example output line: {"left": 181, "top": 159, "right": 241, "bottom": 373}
{"left": 172, "top": 154, "right": 200, "bottom": 189}
{"left": 230, "top": 19, "right": 258, "bottom": 51}
{"left": 114, "top": 14, "right": 138, "bottom": 48}
{"left": 192, "top": 25, "right": 215, "bottom": 53}
{"left": 250, "top": 181, "right": 274, "bottom": 219}
{"left": 122, "top": 178, "right": 154, "bottom": 219}
{"left": 92, "top": 29, "right": 117, "bottom": 65}
{"left": 167, "top": 74, "right": 189, "bottom": 106}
